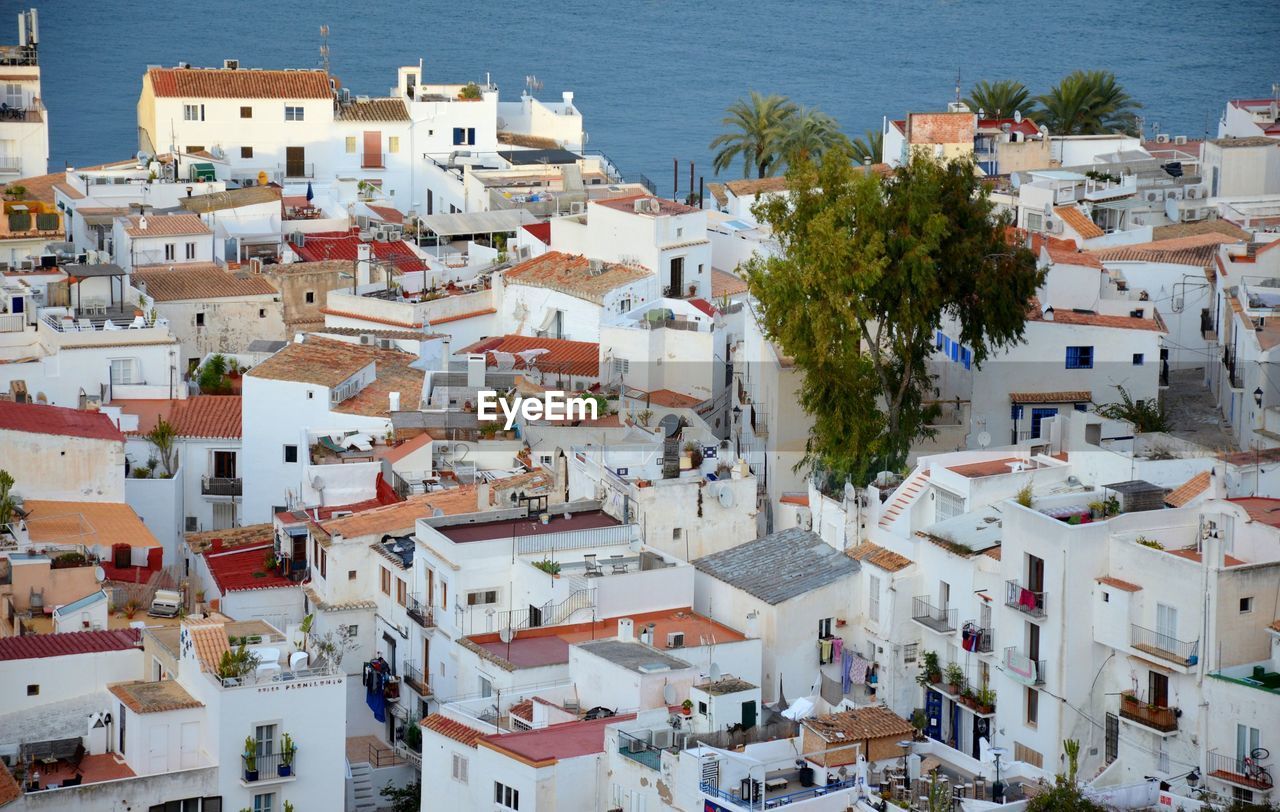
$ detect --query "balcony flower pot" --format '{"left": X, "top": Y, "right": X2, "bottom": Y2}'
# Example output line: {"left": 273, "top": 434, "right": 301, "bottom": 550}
{"left": 1121, "top": 693, "right": 1139, "bottom": 708}
{"left": 243, "top": 735, "right": 258, "bottom": 781}
{"left": 279, "top": 734, "right": 295, "bottom": 776}
{"left": 681, "top": 699, "right": 693, "bottom": 716}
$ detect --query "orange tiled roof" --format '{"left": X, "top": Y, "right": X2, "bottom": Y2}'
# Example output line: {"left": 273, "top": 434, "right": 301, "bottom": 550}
{"left": 109, "top": 680, "right": 204, "bottom": 714}
{"left": 248, "top": 335, "right": 410, "bottom": 389}
{"left": 780, "top": 493, "right": 810, "bottom": 507}
{"left": 322, "top": 489, "right": 477, "bottom": 538}
{"left": 712, "top": 268, "right": 749, "bottom": 298}
{"left": 423, "top": 714, "right": 486, "bottom": 747}
{"left": 1096, "top": 576, "right": 1142, "bottom": 592}
{"left": 1166, "top": 471, "right": 1211, "bottom": 507}
{"left": 24, "top": 500, "right": 161, "bottom": 549}
{"left": 724, "top": 176, "right": 789, "bottom": 197}
{"left": 846, "top": 540, "right": 913, "bottom": 572}
{"left": 503, "top": 251, "right": 651, "bottom": 304}
{"left": 1151, "top": 220, "right": 1250, "bottom": 243}
{"left": 1031, "top": 232, "right": 1104, "bottom": 269}
{"left": 1027, "top": 296, "right": 1164, "bottom": 333}
{"left": 803, "top": 706, "right": 914, "bottom": 743}
{"left": 0, "top": 759, "right": 19, "bottom": 807}
{"left": 148, "top": 67, "right": 333, "bottom": 99}
{"left": 1054, "top": 206, "right": 1104, "bottom": 240}
{"left": 594, "top": 194, "right": 699, "bottom": 216}
{"left": 337, "top": 98, "right": 409, "bottom": 122}
{"left": 460, "top": 334, "right": 600, "bottom": 378}
{"left": 187, "top": 623, "right": 231, "bottom": 672}
{"left": 123, "top": 213, "right": 212, "bottom": 238}
{"left": 133, "top": 263, "right": 277, "bottom": 301}
{"left": 640, "top": 389, "right": 703, "bottom": 409}
{"left": 170, "top": 395, "right": 242, "bottom": 439}
{"left": 1009, "top": 390, "right": 1092, "bottom": 404}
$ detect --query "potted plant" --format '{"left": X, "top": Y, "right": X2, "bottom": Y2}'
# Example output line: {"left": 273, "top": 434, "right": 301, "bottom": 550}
{"left": 278, "top": 733, "right": 295, "bottom": 776}
{"left": 243, "top": 736, "right": 258, "bottom": 782}
{"left": 975, "top": 686, "right": 996, "bottom": 714}
{"left": 910, "top": 708, "right": 928, "bottom": 738}
{"left": 943, "top": 662, "right": 965, "bottom": 695}
{"left": 533, "top": 559, "right": 560, "bottom": 577}
{"left": 404, "top": 722, "right": 422, "bottom": 753}
{"left": 922, "top": 650, "right": 942, "bottom": 684}
{"left": 681, "top": 699, "right": 693, "bottom": 716}
{"left": 1087, "top": 499, "right": 1106, "bottom": 520}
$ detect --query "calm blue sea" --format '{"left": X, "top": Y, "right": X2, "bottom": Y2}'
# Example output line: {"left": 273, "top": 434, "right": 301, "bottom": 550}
{"left": 33, "top": 0, "right": 1280, "bottom": 195}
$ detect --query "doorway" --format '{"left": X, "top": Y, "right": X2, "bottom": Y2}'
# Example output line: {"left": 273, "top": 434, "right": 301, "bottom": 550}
{"left": 286, "top": 146, "right": 306, "bottom": 178}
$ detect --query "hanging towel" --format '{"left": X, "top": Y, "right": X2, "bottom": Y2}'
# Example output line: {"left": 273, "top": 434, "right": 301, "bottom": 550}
{"left": 832, "top": 637, "right": 843, "bottom": 662}
{"left": 820, "top": 672, "right": 844, "bottom": 706}
{"left": 841, "top": 650, "right": 854, "bottom": 695}
{"left": 366, "top": 679, "right": 387, "bottom": 722}
{"left": 849, "top": 654, "right": 870, "bottom": 685}
{"left": 1005, "top": 648, "right": 1037, "bottom": 685}
{"left": 1019, "top": 587, "right": 1038, "bottom": 612}
{"left": 819, "top": 638, "right": 833, "bottom": 665}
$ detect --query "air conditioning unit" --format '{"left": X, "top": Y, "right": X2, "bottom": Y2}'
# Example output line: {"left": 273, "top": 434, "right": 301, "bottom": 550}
{"left": 1146, "top": 191, "right": 1161, "bottom": 202}
{"left": 569, "top": 201, "right": 584, "bottom": 214}
{"left": 1155, "top": 134, "right": 1170, "bottom": 144}
{"left": 666, "top": 631, "right": 685, "bottom": 649}
{"left": 378, "top": 338, "right": 393, "bottom": 349}
{"left": 359, "top": 334, "right": 375, "bottom": 345}
{"left": 291, "top": 232, "right": 306, "bottom": 248}
{"left": 1166, "top": 189, "right": 1182, "bottom": 201}
{"left": 1174, "top": 135, "right": 1187, "bottom": 145}
{"left": 374, "top": 230, "right": 389, "bottom": 242}
{"left": 1045, "top": 217, "right": 1062, "bottom": 234}
{"left": 651, "top": 728, "right": 673, "bottom": 749}
{"left": 356, "top": 215, "right": 370, "bottom": 231}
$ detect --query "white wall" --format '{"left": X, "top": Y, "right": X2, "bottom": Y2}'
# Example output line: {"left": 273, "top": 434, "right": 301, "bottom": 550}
{"left": 0, "top": 429, "right": 124, "bottom": 502}
{"left": 0, "top": 649, "right": 143, "bottom": 716}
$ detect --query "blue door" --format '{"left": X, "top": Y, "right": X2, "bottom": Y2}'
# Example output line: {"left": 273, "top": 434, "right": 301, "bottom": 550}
{"left": 1030, "top": 407, "right": 1058, "bottom": 438}
{"left": 950, "top": 700, "right": 962, "bottom": 748}
{"left": 925, "top": 690, "right": 943, "bottom": 741}
{"left": 11, "top": 296, "right": 22, "bottom": 314}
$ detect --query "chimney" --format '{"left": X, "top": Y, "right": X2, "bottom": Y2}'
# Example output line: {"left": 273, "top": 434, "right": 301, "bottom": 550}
{"left": 356, "top": 242, "right": 372, "bottom": 287}
{"left": 562, "top": 91, "right": 574, "bottom": 110}
{"left": 389, "top": 391, "right": 401, "bottom": 412}
{"left": 617, "top": 618, "right": 635, "bottom": 642}
{"left": 466, "top": 353, "right": 486, "bottom": 388}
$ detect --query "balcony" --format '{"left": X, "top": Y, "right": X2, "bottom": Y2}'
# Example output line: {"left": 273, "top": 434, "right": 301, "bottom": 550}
{"left": 911, "top": 596, "right": 958, "bottom": 633}
{"left": 361, "top": 152, "right": 385, "bottom": 169}
{"left": 241, "top": 747, "right": 297, "bottom": 785}
{"left": 406, "top": 595, "right": 434, "bottom": 628}
{"left": 1003, "top": 647, "right": 1046, "bottom": 686}
{"left": 1119, "top": 691, "right": 1179, "bottom": 734}
{"left": 1005, "top": 579, "right": 1047, "bottom": 618}
{"left": 963, "top": 624, "right": 994, "bottom": 654}
{"left": 1130, "top": 624, "right": 1199, "bottom": 667}
{"left": 201, "top": 476, "right": 242, "bottom": 497}
{"left": 619, "top": 730, "right": 663, "bottom": 771}
{"left": 403, "top": 663, "right": 430, "bottom": 697}
{"left": 1207, "top": 751, "right": 1274, "bottom": 791}
{"left": 284, "top": 162, "right": 315, "bottom": 179}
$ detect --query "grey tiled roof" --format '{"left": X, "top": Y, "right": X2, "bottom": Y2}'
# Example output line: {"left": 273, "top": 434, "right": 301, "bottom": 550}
{"left": 692, "top": 528, "right": 859, "bottom": 605}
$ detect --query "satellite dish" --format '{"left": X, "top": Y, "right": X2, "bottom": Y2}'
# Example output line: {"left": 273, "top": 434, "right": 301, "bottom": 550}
{"left": 312, "top": 476, "right": 325, "bottom": 491}
{"left": 658, "top": 414, "right": 681, "bottom": 438}
{"left": 709, "top": 662, "right": 722, "bottom": 681}
{"left": 628, "top": 539, "right": 643, "bottom": 553}
{"left": 977, "top": 431, "right": 991, "bottom": 449}
{"left": 94, "top": 566, "right": 105, "bottom": 582}
{"left": 718, "top": 486, "right": 736, "bottom": 508}
{"left": 432, "top": 508, "right": 445, "bottom": 518}
{"left": 662, "top": 683, "right": 677, "bottom": 705}
{"left": 499, "top": 627, "right": 514, "bottom": 643}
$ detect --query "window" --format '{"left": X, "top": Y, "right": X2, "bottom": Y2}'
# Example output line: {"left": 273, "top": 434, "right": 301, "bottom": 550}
{"left": 259, "top": 308, "right": 266, "bottom": 318}
{"left": 164, "top": 243, "right": 176, "bottom": 261}
{"left": 903, "top": 643, "right": 918, "bottom": 663}
{"left": 452, "top": 127, "right": 477, "bottom": 146}
{"left": 345, "top": 624, "right": 358, "bottom": 636}
{"left": 185, "top": 241, "right": 196, "bottom": 260}
{"left": 451, "top": 753, "right": 468, "bottom": 783}
{"left": 109, "top": 359, "right": 138, "bottom": 385}
{"left": 26, "top": 684, "right": 38, "bottom": 696}
{"left": 381, "top": 567, "right": 391, "bottom": 595}
{"left": 348, "top": 570, "right": 357, "bottom": 581}
{"left": 319, "top": 548, "right": 327, "bottom": 578}
{"left": 672, "top": 527, "right": 682, "bottom": 540}
{"left": 119, "top": 701, "right": 126, "bottom": 754}
{"left": 1030, "top": 407, "right": 1058, "bottom": 438}
{"left": 285, "top": 106, "right": 304, "bottom": 121}
{"left": 195, "top": 312, "right": 205, "bottom": 328}
{"left": 1240, "top": 597, "right": 1254, "bottom": 613}
{"left": 255, "top": 724, "right": 277, "bottom": 757}
{"left": 613, "top": 358, "right": 630, "bottom": 375}
{"left": 241, "top": 146, "right": 253, "bottom": 159}
{"left": 386, "top": 136, "right": 399, "bottom": 154}
{"left": 183, "top": 104, "right": 204, "bottom": 121}
{"left": 467, "top": 590, "right": 498, "bottom": 606}
{"left": 305, "top": 291, "right": 315, "bottom": 304}
{"left": 1014, "top": 742, "right": 1043, "bottom": 769}
{"left": 495, "top": 782, "right": 519, "bottom": 810}
{"left": 818, "top": 617, "right": 833, "bottom": 638}
{"left": 1132, "top": 353, "right": 1144, "bottom": 366}
{"left": 936, "top": 489, "right": 964, "bottom": 521}
{"left": 396, "top": 579, "right": 407, "bottom": 606}
{"left": 1065, "top": 346, "right": 1094, "bottom": 369}
{"left": 252, "top": 793, "right": 274, "bottom": 812}
{"left": 283, "top": 444, "right": 298, "bottom": 463}
{"left": 240, "top": 106, "right": 253, "bottom": 118}
{"left": 868, "top": 574, "right": 881, "bottom": 624}
{"left": 441, "top": 582, "right": 447, "bottom": 610}
{"left": 1025, "top": 212, "right": 1044, "bottom": 232}
{"left": 1026, "top": 687, "right": 1039, "bottom": 727}
{"left": 345, "top": 136, "right": 356, "bottom": 154}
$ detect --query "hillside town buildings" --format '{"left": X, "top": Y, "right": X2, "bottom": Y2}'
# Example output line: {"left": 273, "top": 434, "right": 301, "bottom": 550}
{"left": 0, "top": 7, "right": 1277, "bottom": 810}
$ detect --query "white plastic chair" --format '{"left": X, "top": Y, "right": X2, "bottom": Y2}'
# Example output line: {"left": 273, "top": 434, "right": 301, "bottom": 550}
{"left": 77, "top": 318, "right": 93, "bottom": 332}
{"left": 128, "top": 316, "right": 145, "bottom": 329}
{"left": 103, "top": 319, "right": 120, "bottom": 331}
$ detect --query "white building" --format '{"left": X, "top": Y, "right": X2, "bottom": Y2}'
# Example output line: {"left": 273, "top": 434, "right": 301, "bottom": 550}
{"left": 0, "top": 10, "right": 48, "bottom": 181}
{"left": 0, "top": 400, "right": 125, "bottom": 502}
{"left": 497, "top": 250, "right": 657, "bottom": 342}
{"left": 113, "top": 213, "right": 217, "bottom": 271}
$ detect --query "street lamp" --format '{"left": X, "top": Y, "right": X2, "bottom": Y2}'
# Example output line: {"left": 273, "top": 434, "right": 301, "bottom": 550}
{"left": 990, "top": 746, "right": 1007, "bottom": 803}
{"left": 1255, "top": 387, "right": 1264, "bottom": 408}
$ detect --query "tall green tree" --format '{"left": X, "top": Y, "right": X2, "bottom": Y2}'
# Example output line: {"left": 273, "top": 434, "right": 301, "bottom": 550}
{"left": 744, "top": 151, "right": 1043, "bottom": 483}
{"left": 147, "top": 418, "right": 178, "bottom": 478}
{"left": 964, "top": 79, "right": 1033, "bottom": 118}
{"left": 850, "top": 129, "right": 884, "bottom": 166}
{"left": 710, "top": 91, "right": 797, "bottom": 178}
{"left": 1035, "top": 70, "right": 1142, "bottom": 135}
{"left": 777, "top": 106, "right": 850, "bottom": 166}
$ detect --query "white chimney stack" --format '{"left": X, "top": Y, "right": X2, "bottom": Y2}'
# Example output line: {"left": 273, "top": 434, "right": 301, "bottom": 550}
{"left": 466, "top": 353, "right": 486, "bottom": 388}
{"left": 617, "top": 618, "right": 635, "bottom": 642}
{"left": 389, "top": 391, "right": 401, "bottom": 412}
{"left": 356, "top": 243, "right": 372, "bottom": 288}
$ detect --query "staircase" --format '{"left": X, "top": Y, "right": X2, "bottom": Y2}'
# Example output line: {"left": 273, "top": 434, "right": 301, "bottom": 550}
{"left": 349, "top": 761, "right": 377, "bottom": 812}
{"left": 877, "top": 468, "right": 930, "bottom": 531}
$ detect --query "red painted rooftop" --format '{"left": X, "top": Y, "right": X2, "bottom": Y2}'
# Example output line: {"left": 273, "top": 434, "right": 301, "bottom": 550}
{"left": 201, "top": 533, "right": 295, "bottom": 593}
{"left": 435, "top": 509, "right": 619, "bottom": 543}
{"left": 481, "top": 713, "right": 637, "bottom": 765}
{"left": 522, "top": 222, "right": 551, "bottom": 245}
{"left": 273, "top": 475, "right": 402, "bottom": 524}
{"left": 0, "top": 400, "right": 125, "bottom": 442}
{"left": 291, "top": 228, "right": 426, "bottom": 271}
{"left": 0, "top": 629, "right": 140, "bottom": 661}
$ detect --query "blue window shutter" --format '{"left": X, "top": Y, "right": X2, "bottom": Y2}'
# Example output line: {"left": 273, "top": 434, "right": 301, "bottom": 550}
{"left": 452, "top": 127, "right": 464, "bottom": 145}
{"left": 961, "top": 348, "right": 971, "bottom": 370}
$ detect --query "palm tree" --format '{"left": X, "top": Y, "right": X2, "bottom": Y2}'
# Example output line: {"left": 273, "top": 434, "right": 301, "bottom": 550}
{"left": 777, "top": 106, "right": 850, "bottom": 166}
{"left": 1034, "top": 70, "right": 1142, "bottom": 135}
{"left": 710, "top": 91, "right": 797, "bottom": 178}
{"left": 849, "top": 129, "right": 883, "bottom": 166}
{"left": 964, "top": 80, "right": 1032, "bottom": 119}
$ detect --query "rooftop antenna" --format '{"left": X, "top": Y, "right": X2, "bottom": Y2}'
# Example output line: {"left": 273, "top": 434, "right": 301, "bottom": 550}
{"left": 954, "top": 67, "right": 961, "bottom": 105}
{"left": 319, "top": 25, "right": 330, "bottom": 75}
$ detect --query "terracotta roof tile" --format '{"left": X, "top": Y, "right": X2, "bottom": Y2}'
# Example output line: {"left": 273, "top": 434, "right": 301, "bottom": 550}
{"left": 0, "top": 629, "right": 140, "bottom": 661}
{"left": 428, "top": 307, "right": 497, "bottom": 326}
{"left": 1031, "top": 233, "right": 1104, "bottom": 269}
{"left": 1093, "top": 232, "right": 1242, "bottom": 269}
{"left": 803, "top": 706, "right": 914, "bottom": 743}
{"left": 337, "top": 98, "right": 409, "bottom": 122}
{"left": 423, "top": 714, "right": 486, "bottom": 747}
{"left": 1026, "top": 296, "right": 1164, "bottom": 333}
{"left": 321, "top": 490, "right": 477, "bottom": 539}
{"left": 1009, "top": 390, "right": 1092, "bottom": 404}
{"left": 133, "top": 264, "right": 277, "bottom": 301}
{"left": 481, "top": 714, "right": 636, "bottom": 765}
{"left": 383, "top": 432, "right": 432, "bottom": 463}
{"left": 1151, "top": 220, "right": 1250, "bottom": 243}
{"left": 497, "top": 132, "right": 561, "bottom": 149}
{"left": 24, "top": 501, "right": 161, "bottom": 549}
{"left": 187, "top": 523, "right": 274, "bottom": 554}
{"left": 846, "top": 541, "right": 913, "bottom": 572}
{"left": 0, "top": 759, "right": 18, "bottom": 807}
{"left": 179, "top": 185, "right": 281, "bottom": 213}
{"left": 124, "top": 214, "right": 212, "bottom": 238}
{"left": 1096, "top": 576, "right": 1142, "bottom": 592}
{"left": 1054, "top": 206, "right": 1104, "bottom": 240}
{"left": 711, "top": 268, "right": 749, "bottom": 298}
{"left": 187, "top": 623, "right": 231, "bottom": 671}
{"left": 503, "top": 251, "right": 651, "bottom": 304}
{"left": 366, "top": 204, "right": 405, "bottom": 224}
{"left": 780, "top": 493, "right": 809, "bottom": 506}
{"left": 724, "top": 176, "right": 789, "bottom": 197}
{"left": 1165, "top": 471, "right": 1211, "bottom": 507}
{"left": 109, "top": 680, "right": 203, "bottom": 714}
{"left": 248, "top": 335, "right": 422, "bottom": 417}
{"left": 148, "top": 67, "right": 333, "bottom": 99}
{"left": 0, "top": 400, "right": 124, "bottom": 441}
{"left": 907, "top": 112, "right": 975, "bottom": 145}
{"left": 461, "top": 334, "right": 600, "bottom": 378}
{"left": 169, "top": 395, "right": 242, "bottom": 439}
{"left": 707, "top": 182, "right": 728, "bottom": 207}
{"left": 641, "top": 389, "right": 704, "bottom": 409}
{"left": 291, "top": 228, "right": 425, "bottom": 272}
{"left": 194, "top": 529, "right": 295, "bottom": 593}
{"left": 594, "top": 194, "right": 699, "bottom": 217}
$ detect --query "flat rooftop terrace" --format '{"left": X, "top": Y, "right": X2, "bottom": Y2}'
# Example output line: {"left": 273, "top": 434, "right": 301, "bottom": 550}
{"left": 436, "top": 509, "right": 620, "bottom": 543}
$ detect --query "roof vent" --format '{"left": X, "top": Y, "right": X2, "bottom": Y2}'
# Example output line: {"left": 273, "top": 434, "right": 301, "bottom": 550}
{"left": 223, "top": 59, "right": 239, "bottom": 70}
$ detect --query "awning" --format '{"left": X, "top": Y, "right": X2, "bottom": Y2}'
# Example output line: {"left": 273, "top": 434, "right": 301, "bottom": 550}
{"left": 189, "top": 162, "right": 217, "bottom": 182}
{"left": 219, "top": 217, "right": 282, "bottom": 240}
{"left": 418, "top": 209, "right": 536, "bottom": 237}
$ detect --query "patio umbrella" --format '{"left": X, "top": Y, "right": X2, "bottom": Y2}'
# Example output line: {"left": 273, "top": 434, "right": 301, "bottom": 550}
{"left": 305, "top": 182, "right": 314, "bottom": 202}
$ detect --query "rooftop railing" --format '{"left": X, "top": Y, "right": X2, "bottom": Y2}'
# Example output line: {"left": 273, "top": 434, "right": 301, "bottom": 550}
{"left": 911, "top": 596, "right": 958, "bottom": 633}
{"left": 1119, "top": 691, "right": 1178, "bottom": 733}
{"left": 1005, "top": 579, "right": 1048, "bottom": 618}
{"left": 1130, "top": 624, "right": 1199, "bottom": 666}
